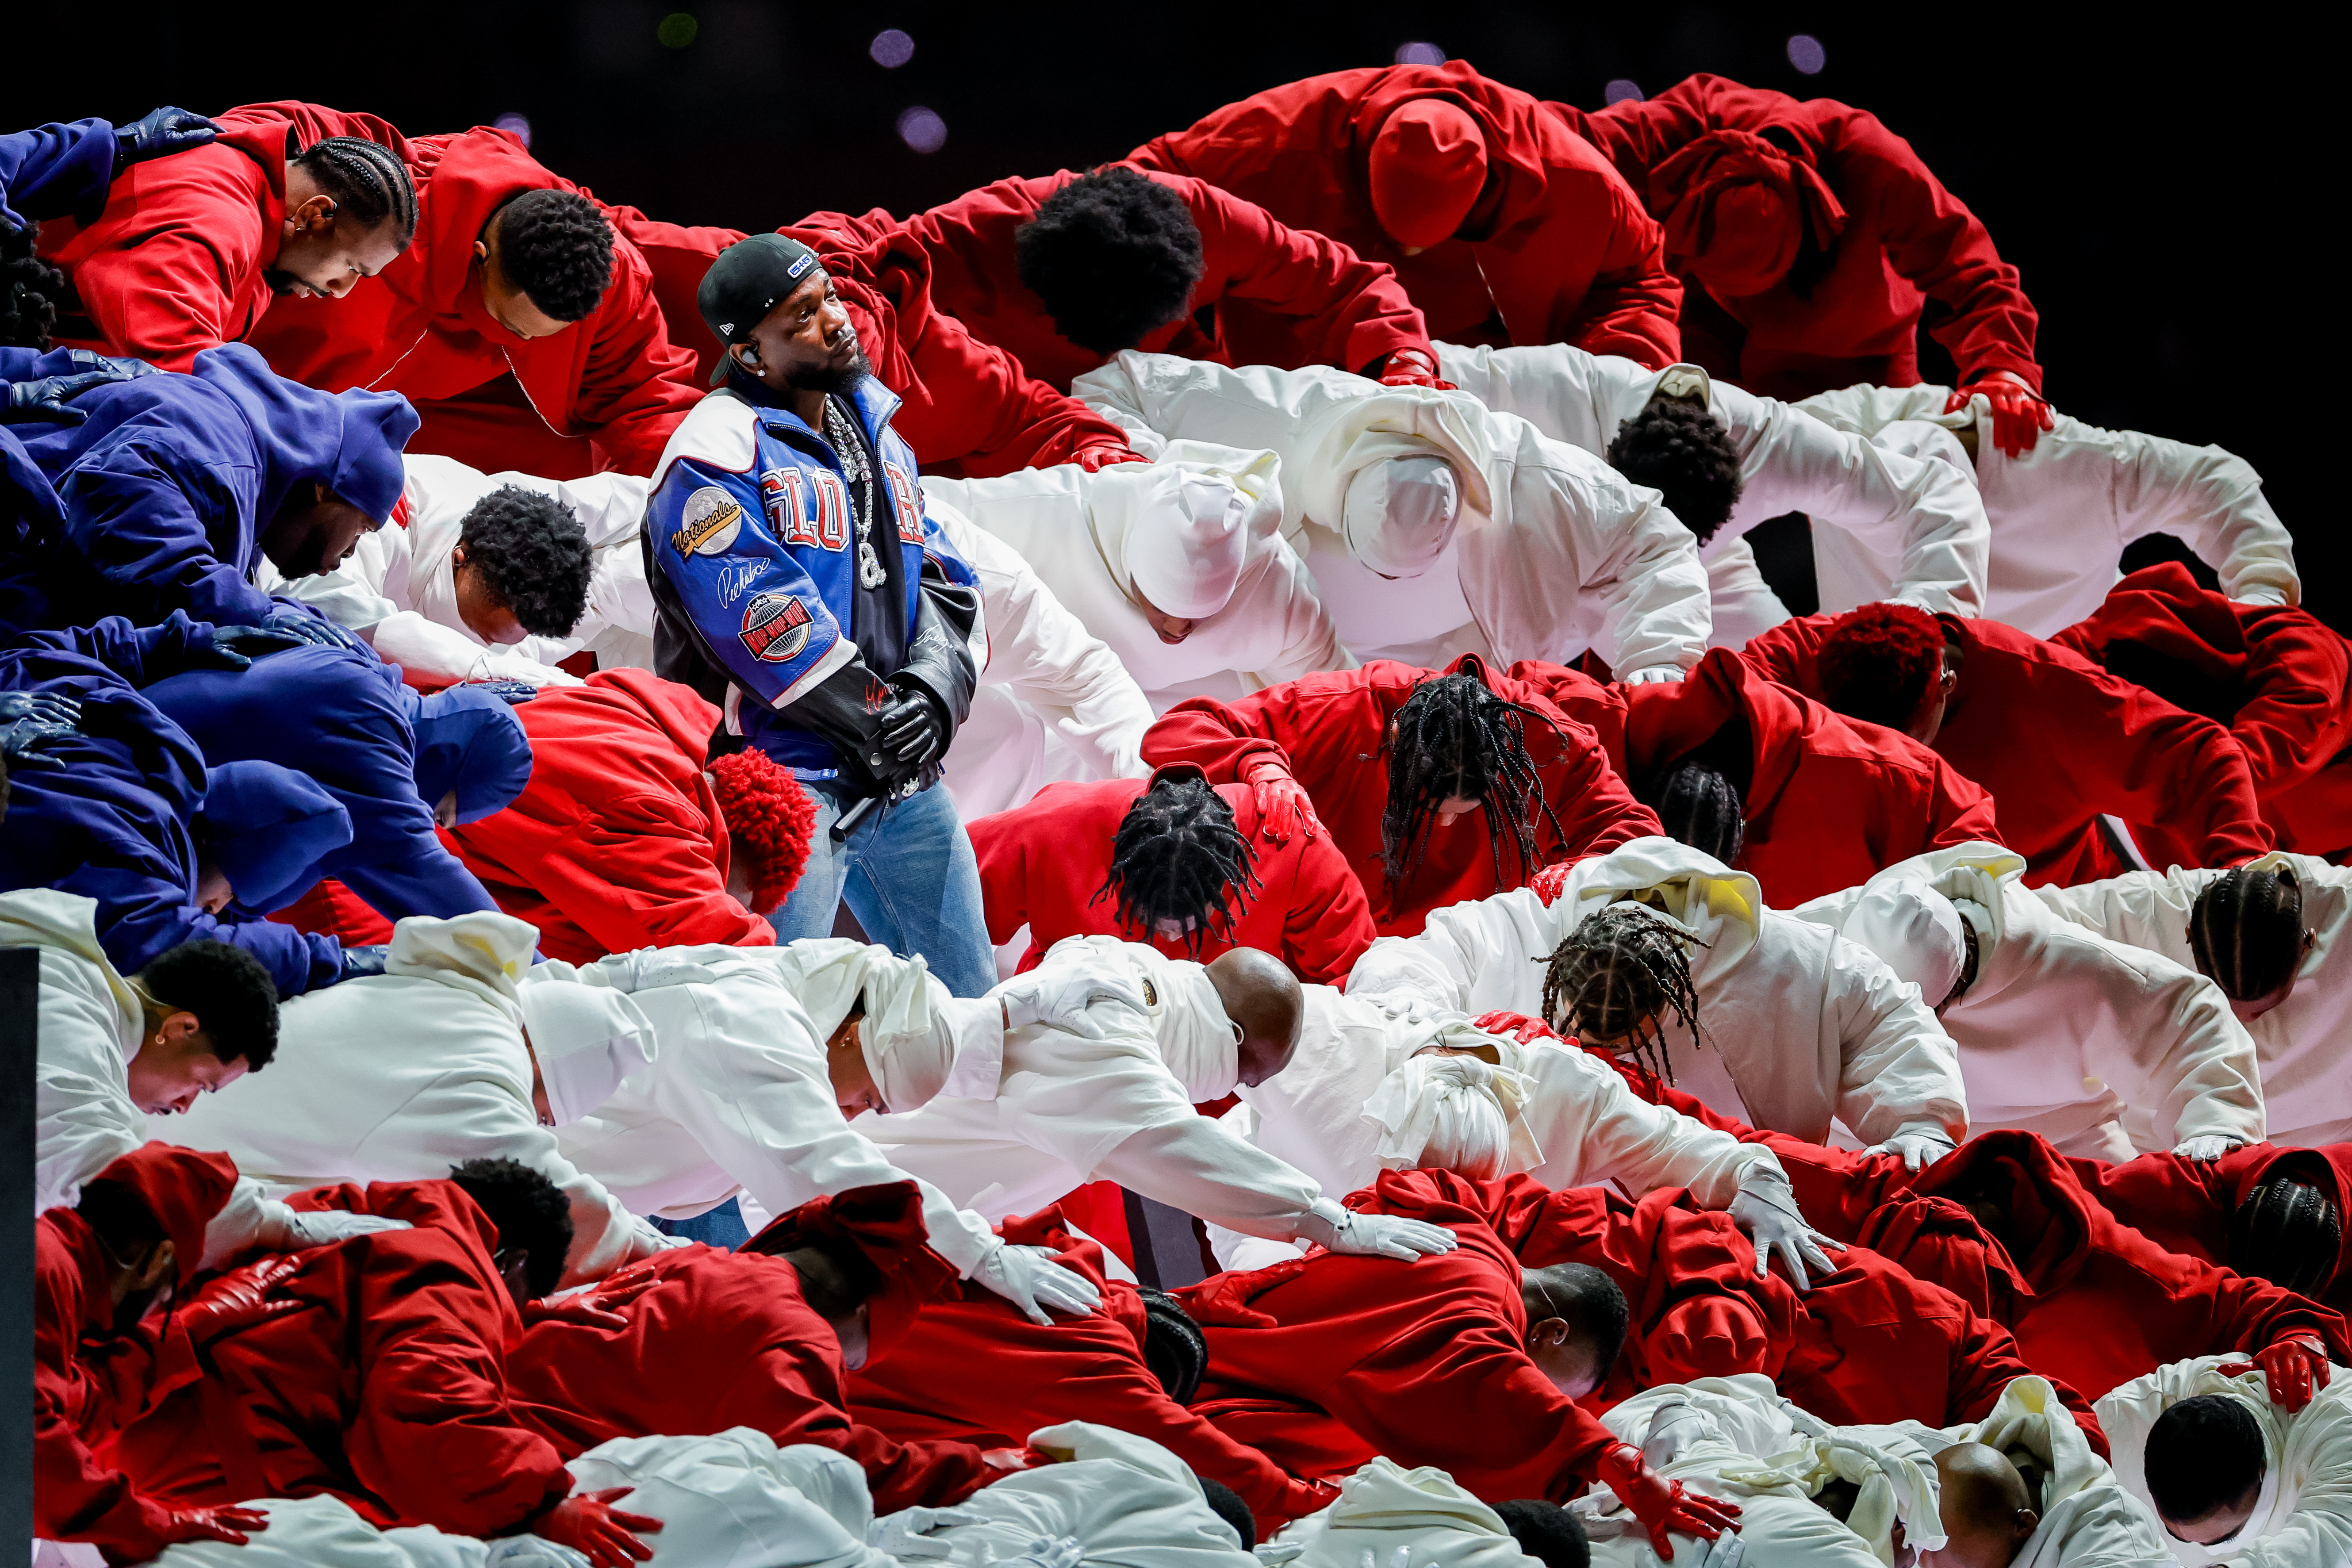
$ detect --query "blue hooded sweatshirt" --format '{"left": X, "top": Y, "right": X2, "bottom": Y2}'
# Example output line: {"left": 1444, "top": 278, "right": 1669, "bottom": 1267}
{"left": 0, "top": 117, "right": 119, "bottom": 229}
{"left": 0, "top": 341, "right": 416, "bottom": 636}
{"left": 0, "top": 620, "right": 347, "bottom": 993}
{"left": 142, "top": 642, "right": 523, "bottom": 928}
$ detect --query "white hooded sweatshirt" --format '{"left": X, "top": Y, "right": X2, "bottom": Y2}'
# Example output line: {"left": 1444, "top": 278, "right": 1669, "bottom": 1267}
{"left": 1437, "top": 342, "right": 1991, "bottom": 625}
{"left": 2096, "top": 1356, "right": 2352, "bottom": 1568}
{"left": 928, "top": 447, "right": 1352, "bottom": 712}
{"left": 2032, "top": 855, "right": 2350, "bottom": 1146}
{"left": 261, "top": 453, "right": 657, "bottom": 687}
{"left": 857, "top": 937, "right": 1328, "bottom": 1244}
{"left": 1794, "top": 384, "right": 2300, "bottom": 639}
{"left": 1797, "top": 843, "right": 2265, "bottom": 1159}
{"left": 554, "top": 940, "right": 1018, "bottom": 1283}
{"left": 925, "top": 501, "right": 1154, "bottom": 820}
{"left": 1347, "top": 838, "right": 1968, "bottom": 1147}
{"left": 1258, "top": 1457, "right": 1547, "bottom": 1568}
{"left": 1074, "top": 351, "right": 1710, "bottom": 679}
{"left": 1209, "top": 984, "right": 1783, "bottom": 1268}
{"left": 161, "top": 910, "right": 678, "bottom": 1287}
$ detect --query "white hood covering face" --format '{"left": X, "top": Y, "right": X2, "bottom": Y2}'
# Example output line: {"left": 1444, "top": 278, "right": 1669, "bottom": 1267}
{"left": 1121, "top": 466, "right": 1252, "bottom": 619}
{"left": 1341, "top": 454, "right": 1463, "bottom": 579}
{"left": 1259, "top": 1455, "right": 1534, "bottom": 1567}
{"left": 514, "top": 977, "right": 657, "bottom": 1127}
{"left": 1360, "top": 1047, "right": 1532, "bottom": 1179}
{"left": 1846, "top": 877, "right": 1971, "bottom": 1004}
{"left": 765, "top": 939, "right": 954, "bottom": 1116}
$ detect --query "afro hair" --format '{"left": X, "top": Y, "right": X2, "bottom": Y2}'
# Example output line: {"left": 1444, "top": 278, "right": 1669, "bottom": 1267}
{"left": 457, "top": 484, "right": 595, "bottom": 638}
{"left": 135, "top": 939, "right": 281, "bottom": 1070}
{"left": 1817, "top": 602, "right": 1946, "bottom": 732}
{"left": 710, "top": 748, "right": 817, "bottom": 915}
{"left": 449, "top": 1155, "right": 574, "bottom": 1300}
{"left": 1605, "top": 398, "right": 1745, "bottom": 544}
{"left": 1014, "top": 167, "right": 1205, "bottom": 357}
{"left": 2, "top": 219, "right": 69, "bottom": 350}
{"left": 1494, "top": 1500, "right": 1591, "bottom": 1568}
{"left": 494, "top": 188, "right": 614, "bottom": 323}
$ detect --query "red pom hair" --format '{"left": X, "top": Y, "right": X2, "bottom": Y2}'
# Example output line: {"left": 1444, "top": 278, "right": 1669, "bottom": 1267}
{"left": 1817, "top": 602, "right": 1945, "bottom": 732}
{"left": 710, "top": 749, "right": 817, "bottom": 916}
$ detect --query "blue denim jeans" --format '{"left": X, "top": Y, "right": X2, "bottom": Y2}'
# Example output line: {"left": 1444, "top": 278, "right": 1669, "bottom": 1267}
{"left": 767, "top": 779, "right": 996, "bottom": 997}
{"left": 648, "top": 1196, "right": 749, "bottom": 1249}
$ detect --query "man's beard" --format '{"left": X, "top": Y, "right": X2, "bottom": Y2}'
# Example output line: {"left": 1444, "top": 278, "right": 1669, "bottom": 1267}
{"left": 785, "top": 343, "right": 874, "bottom": 395}
{"left": 263, "top": 268, "right": 302, "bottom": 297}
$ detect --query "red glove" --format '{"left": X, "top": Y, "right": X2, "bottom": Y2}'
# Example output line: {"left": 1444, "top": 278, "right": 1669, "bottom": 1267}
{"left": 1074, "top": 445, "right": 1151, "bottom": 473}
{"left": 1241, "top": 759, "right": 1323, "bottom": 844}
{"left": 1375, "top": 346, "right": 1458, "bottom": 391}
{"left": 1945, "top": 376, "right": 2052, "bottom": 458}
{"left": 2223, "top": 1336, "right": 2333, "bottom": 1414}
{"left": 1595, "top": 1442, "right": 1742, "bottom": 1559}
{"left": 132, "top": 1503, "right": 271, "bottom": 1555}
{"left": 535, "top": 1488, "right": 663, "bottom": 1568}
{"left": 176, "top": 1254, "right": 306, "bottom": 1345}
{"left": 1529, "top": 859, "right": 1576, "bottom": 906}
{"left": 1473, "top": 1010, "right": 1564, "bottom": 1047}
{"left": 523, "top": 1260, "right": 670, "bottom": 1330}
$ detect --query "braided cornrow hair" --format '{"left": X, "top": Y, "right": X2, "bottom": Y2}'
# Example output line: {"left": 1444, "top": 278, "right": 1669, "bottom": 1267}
{"left": 1, "top": 219, "right": 69, "bottom": 349}
{"left": 2188, "top": 864, "right": 2304, "bottom": 1001}
{"left": 292, "top": 136, "right": 418, "bottom": 244}
{"left": 1093, "top": 773, "right": 1262, "bottom": 955}
{"left": 1647, "top": 760, "right": 1744, "bottom": 866}
{"left": 1538, "top": 903, "right": 1707, "bottom": 1083}
{"left": 1381, "top": 672, "right": 1570, "bottom": 896}
{"left": 2230, "top": 1174, "right": 2341, "bottom": 1297}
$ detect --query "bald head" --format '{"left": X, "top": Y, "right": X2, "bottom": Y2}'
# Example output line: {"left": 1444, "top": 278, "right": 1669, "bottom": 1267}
{"left": 1205, "top": 947, "right": 1302, "bottom": 1087}
{"left": 1924, "top": 1444, "right": 2037, "bottom": 1568}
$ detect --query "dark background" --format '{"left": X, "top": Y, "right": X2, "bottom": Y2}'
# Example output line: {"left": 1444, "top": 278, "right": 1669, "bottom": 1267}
{"left": 15, "top": 1, "right": 2337, "bottom": 625}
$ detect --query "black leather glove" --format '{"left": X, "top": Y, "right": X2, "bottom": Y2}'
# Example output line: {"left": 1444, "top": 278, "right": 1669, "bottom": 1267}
{"left": 337, "top": 944, "right": 390, "bottom": 982}
{"left": 876, "top": 679, "right": 947, "bottom": 774}
{"left": 262, "top": 608, "right": 368, "bottom": 655}
{"left": 1, "top": 351, "right": 152, "bottom": 424}
{"left": 462, "top": 678, "right": 538, "bottom": 705}
{"left": 113, "top": 107, "right": 218, "bottom": 173}
{"left": 188, "top": 625, "right": 309, "bottom": 672}
{"left": 0, "top": 689, "right": 82, "bottom": 771}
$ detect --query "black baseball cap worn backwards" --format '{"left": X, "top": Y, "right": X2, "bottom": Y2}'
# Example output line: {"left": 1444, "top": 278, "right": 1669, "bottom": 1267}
{"left": 698, "top": 233, "right": 823, "bottom": 383}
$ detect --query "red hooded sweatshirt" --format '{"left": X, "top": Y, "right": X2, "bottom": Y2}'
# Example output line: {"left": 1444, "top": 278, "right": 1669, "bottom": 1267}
{"left": 446, "top": 668, "right": 773, "bottom": 962}
{"left": 1559, "top": 74, "right": 2039, "bottom": 402}
{"left": 795, "top": 168, "right": 1430, "bottom": 392}
{"left": 2069, "top": 1142, "right": 2352, "bottom": 1319}
{"left": 110, "top": 1178, "right": 572, "bottom": 1537}
{"left": 1179, "top": 1172, "right": 1622, "bottom": 1504}
{"left": 968, "top": 764, "right": 1379, "bottom": 985}
{"left": 38, "top": 104, "right": 409, "bottom": 373}
{"left": 34, "top": 1145, "right": 239, "bottom": 1563}
{"left": 1741, "top": 612, "right": 2273, "bottom": 886}
{"left": 846, "top": 1202, "right": 1335, "bottom": 1540}
{"left": 2053, "top": 562, "right": 2352, "bottom": 862}
{"left": 1130, "top": 62, "right": 1680, "bottom": 368}
{"left": 1141, "top": 655, "right": 1660, "bottom": 936}
{"left": 599, "top": 205, "right": 1140, "bottom": 480}
{"left": 226, "top": 105, "right": 701, "bottom": 479}
{"left": 1512, "top": 648, "right": 2002, "bottom": 907}
{"left": 506, "top": 1184, "right": 999, "bottom": 1514}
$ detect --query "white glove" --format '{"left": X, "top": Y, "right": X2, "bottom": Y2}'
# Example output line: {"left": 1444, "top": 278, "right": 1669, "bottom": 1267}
{"left": 1359, "top": 1549, "right": 1424, "bottom": 1568}
{"left": 625, "top": 1216, "right": 693, "bottom": 1262}
{"left": 974, "top": 1241, "right": 1102, "bottom": 1326}
{"left": 470, "top": 649, "right": 585, "bottom": 687}
{"left": 1867, "top": 1124, "right": 1958, "bottom": 1172}
{"left": 1659, "top": 1534, "right": 1746, "bottom": 1568}
{"left": 594, "top": 946, "right": 719, "bottom": 993}
{"left": 992, "top": 962, "right": 1150, "bottom": 1038}
{"left": 1297, "top": 1196, "right": 1459, "bottom": 1261}
{"left": 279, "top": 1208, "right": 414, "bottom": 1248}
{"left": 1619, "top": 665, "right": 1688, "bottom": 685}
{"left": 1727, "top": 1173, "right": 1842, "bottom": 1292}
{"left": 486, "top": 1538, "right": 593, "bottom": 1568}
{"left": 1641, "top": 1399, "right": 1710, "bottom": 1470}
{"left": 2174, "top": 1134, "right": 2245, "bottom": 1162}
{"left": 870, "top": 1504, "right": 992, "bottom": 1558}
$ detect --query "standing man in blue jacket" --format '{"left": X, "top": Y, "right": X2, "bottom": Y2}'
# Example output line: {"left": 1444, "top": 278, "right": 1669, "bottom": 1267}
{"left": 643, "top": 234, "right": 993, "bottom": 996}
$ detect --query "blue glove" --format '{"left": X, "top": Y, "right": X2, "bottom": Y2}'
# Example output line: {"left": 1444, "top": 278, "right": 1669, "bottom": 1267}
{"left": 337, "top": 944, "right": 390, "bottom": 982}
{"left": 1, "top": 351, "right": 152, "bottom": 424}
{"left": 462, "top": 678, "right": 539, "bottom": 705}
{"left": 0, "top": 689, "right": 83, "bottom": 770}
{"left": 188, "top": 625, "right": 311, "bottom": 672}
{"left": 113, "top": 107, "right": 218, "bottom": 171}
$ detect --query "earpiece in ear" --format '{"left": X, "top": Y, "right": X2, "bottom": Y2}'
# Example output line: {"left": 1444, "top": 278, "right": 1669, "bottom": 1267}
{"left": 739, "top": 345, "right": 760, "bottom": 367}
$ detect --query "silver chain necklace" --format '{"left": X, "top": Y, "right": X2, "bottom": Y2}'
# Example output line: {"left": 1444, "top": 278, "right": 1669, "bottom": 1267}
{"left": 824, "top": 395, "right": 888, "bottom": 590}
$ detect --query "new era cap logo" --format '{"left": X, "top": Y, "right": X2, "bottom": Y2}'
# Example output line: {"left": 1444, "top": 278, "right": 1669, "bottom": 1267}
{"left": 787, "top": 253, "right": 814, "bottom": 278}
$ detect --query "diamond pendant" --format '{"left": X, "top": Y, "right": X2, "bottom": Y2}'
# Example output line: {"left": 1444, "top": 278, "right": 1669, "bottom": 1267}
{"left": 857, "top": 541, "right": 888, "bottom": 589}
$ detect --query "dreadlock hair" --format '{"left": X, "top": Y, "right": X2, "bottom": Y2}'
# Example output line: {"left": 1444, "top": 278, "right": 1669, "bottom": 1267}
{"left": 1014, "top": 167, "right": 1205, "bottom": 356}
{"left": 448, "top": 1155, "right": 573, "bottom": 1300}
{"left": 1537, "top": 903, "right": 1706, "bottom": 1083}
{"left": 1136, "top": 1287, "right": 1207, "bottom": 1404}
{"left": 2189, "top": 863, "right": 2306, "bottom": 1002}
{"left": 494, "top": 189, "right": 615, "bottom": 322}
{"left": 292, "top": 137, "right": 418, "bottom": 245}
{"left": 1817, "top": 602, "right": 1945, "bottom": 732}
{"left": 1605, "top": 398, "right": 1745, "bottom": 544}
{"left": 1094, "top": 773, "right": 1261, "bottom": 954}
{"left": 1381, "top": 672, "right": 1569, "bottom": 896}
{"left": 2230, "top": 1170, "right": 2342, "bottom": 1298}
{"left": 457, "top": 484, "right": 594, "bottom": 637}
{"left": 1644, "top": 761, "right": 1744, "bottom": 866}
{"left": 1, "top": 219, "right": 69, "bottom": 349}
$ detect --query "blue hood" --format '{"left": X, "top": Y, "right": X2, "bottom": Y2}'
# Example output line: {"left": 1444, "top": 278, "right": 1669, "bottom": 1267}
{"left": 195, "top": 759, "right": 355, "bottom": 911}
{"left": 187, "top": 343, "right": 418, "bottom": 522}
{"left": 408, "top": 686, "right": 534, "bottom": 824}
